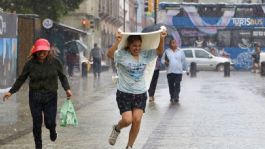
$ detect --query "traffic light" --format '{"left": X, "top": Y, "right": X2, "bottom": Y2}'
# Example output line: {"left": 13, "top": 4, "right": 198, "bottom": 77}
{"left": 90, "top": 20, "right": 94, "bottom": 29}
{"left": 155, "top": 0, "right": 159, "bottom": 12}
{"left": 81, "top": 19, "right": 94, "bottom": 29}
{"left": 144, "top": 1, "right": 148, "bottom": 12}
{"left": 144, "top": 0, "right": 159, "bottom": 13}
{"left": 81, "top": 18, "right": 89, "bottom": 28}
{"left": 148, "top": 0, "right": 153, "bottom": 13}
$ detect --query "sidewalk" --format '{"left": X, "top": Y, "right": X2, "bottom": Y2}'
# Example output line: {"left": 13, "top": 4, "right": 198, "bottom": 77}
{"left": 0, "top": 71, "right": 116, "bottom": 148}
{"left": 2, "top": 71, "right": 265, "bottom": 149}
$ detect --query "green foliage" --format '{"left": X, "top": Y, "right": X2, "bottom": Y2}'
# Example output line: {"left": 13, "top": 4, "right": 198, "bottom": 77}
{"left": 0, "top": 0, "right": 84, "bottom": 21}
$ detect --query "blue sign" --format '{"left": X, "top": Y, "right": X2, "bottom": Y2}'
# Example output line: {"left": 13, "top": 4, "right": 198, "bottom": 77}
{"left": 172, "top": 16, "right": 265, "bottom": 28}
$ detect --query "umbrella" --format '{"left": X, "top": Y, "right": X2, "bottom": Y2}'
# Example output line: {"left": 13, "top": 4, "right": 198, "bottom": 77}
{"left": 142, "top": 23, "right": 181, "bottom": 47}
{"left": 142, "top": 23, "right": 176, "bottom": 34}
{"left": 64, "top": 40, "right": 88, "bottom": 53}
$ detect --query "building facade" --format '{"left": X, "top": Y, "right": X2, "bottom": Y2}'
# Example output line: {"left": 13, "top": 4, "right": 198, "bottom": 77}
{"left": 99, "top": 0, "right": 123, "bottom": 49}
{"left": 160, "top": 0, "right": 263, "bottom": 3}
{"left": 60, "top": 0, "right": 101, "bottom": 53}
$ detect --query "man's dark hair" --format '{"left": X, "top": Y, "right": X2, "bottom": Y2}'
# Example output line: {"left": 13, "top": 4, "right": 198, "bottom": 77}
{"left": 169, "top": 39, "right": 176, "bottom": 45}
{"left": 254, "top": 42, "right": 260, "bottom": 48}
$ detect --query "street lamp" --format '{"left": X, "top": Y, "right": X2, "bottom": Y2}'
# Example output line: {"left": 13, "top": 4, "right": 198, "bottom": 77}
{"left": 134, "top": 1, "right": 139, "bottom": 32}
{"left": 124, "top": 0, "right": 126, "bottom": 31}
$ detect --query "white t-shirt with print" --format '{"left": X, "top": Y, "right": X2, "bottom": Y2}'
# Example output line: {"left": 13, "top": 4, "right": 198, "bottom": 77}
{"left": 114, "top": 49, "right": 157, "bottom": 94}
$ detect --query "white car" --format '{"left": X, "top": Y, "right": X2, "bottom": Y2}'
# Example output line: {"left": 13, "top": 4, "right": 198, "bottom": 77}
{"left": 181, "top": 47, "right": 233, "bottom": 71}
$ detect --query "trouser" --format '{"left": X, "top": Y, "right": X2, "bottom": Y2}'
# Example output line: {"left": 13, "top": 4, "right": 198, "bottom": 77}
{"left": 81, "top": 62, "right": 88, "bottom": 78}
{"left": 29, "top": 91, "right": 58, "bottom": 149}
{"left": 92, "top": 57, "right": 102, "bottom": 76}
{"left": 167, "top": 73, "right": 182, "bottom": 99}
{"left": 67, "top": 64, "right": 74, "bottom": 77}
{"left": 148, "top": 69, "right": 160, "bottom": 97}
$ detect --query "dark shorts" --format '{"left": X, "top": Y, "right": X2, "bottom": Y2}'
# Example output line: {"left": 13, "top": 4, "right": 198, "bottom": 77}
{"left": 116, "top": 90, "right": 147, "bottom": 115}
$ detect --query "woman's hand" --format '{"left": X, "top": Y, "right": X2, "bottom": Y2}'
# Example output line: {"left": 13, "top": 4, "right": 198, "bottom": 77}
{"left": 107, "top": 30, "right": 122, "bottom": 59}
{"left": 66, "top": 89, "right": 72, "bottom": 99}
{"left": 161, "top": 30, "right": 167, "bottom": 38}
{"left": 3, "top": 92, "right": 12, "bottom": 102}
{"left": 115, "top": 31, "right": 122, "bottom": 43}
{"left": 156, "top": 28, "right": 168, "bottom": 56}
{"left": 160, "top": 26, "right": 167, "bottom": 38}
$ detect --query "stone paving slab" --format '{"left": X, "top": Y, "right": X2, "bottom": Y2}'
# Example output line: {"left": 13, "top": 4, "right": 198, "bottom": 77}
{"left": 2, "top": 71, "right": 265, "bottom": 149}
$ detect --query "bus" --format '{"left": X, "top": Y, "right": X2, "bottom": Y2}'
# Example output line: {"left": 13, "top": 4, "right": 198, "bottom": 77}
{"left": 158, "top": 2, "right": 265, "bottom": 70}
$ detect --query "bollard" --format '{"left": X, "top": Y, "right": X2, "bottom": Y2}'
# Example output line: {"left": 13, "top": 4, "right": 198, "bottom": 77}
{"left": 260, "top": 61, "right": 265, "bottom": 76}
{"left": 190, "top": 62, "right": 197, "bottom": 78}
{"left": 81, "top": 62, "right": 88, "bottom": 78}
{"left": 224, "top": 62, "right": 230, "bottom": 77}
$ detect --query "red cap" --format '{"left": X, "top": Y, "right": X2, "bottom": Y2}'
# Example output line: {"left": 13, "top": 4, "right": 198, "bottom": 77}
{"left": 31, "top": 38, "right": 50, "bottom": 54}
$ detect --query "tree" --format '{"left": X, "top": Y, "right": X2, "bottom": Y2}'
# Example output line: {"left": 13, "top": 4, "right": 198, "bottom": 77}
{"left": 0, "top": 0, "right": 84, "bottom": 21}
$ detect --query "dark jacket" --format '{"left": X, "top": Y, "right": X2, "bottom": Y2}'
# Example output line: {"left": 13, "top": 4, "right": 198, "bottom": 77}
{"left": 9, "top": 57, "right": 70, "bottom": 94}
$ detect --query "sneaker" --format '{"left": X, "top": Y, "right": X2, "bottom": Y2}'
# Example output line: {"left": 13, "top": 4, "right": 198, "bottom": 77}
{"left": 149, "top": 96, "right": 154, "bottom": 102}
{"left": 126, "top": 146, "right": 132, "bottom": 149}
{"left": 174, "top": 97, "right": 179, "bottom": 103}
{"left": 50, "top": 129, "right": 57, "bottom": 142}
{"left": 108, "top": 125, "right": 120, "bottom": 145}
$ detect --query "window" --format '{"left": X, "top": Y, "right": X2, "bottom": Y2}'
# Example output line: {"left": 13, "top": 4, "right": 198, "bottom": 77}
{"left": 217, "top": 30, "right": 231, "bottom": 47}
{"left": 198, "top": 6, "right": 223, "bottom": 17}
{"left": 231, "top": 30, "right": 252, "bottom": 48}
{"left": 195, "top": 50, "right": 209, "bottom": 58}
{"left": 235, "top": 7, "right": 254, "bottom": 17}
{"left": 183, "top": 50, "right": 193, "bottom": 58}
{"left": 253, "top": 30, "right": 265, "bottom": 47}
{"left": 253, "top": 6, "right": 265, "bottom": 17}
{"left": 182, "top": 37, "right": 196, "bottom": 47}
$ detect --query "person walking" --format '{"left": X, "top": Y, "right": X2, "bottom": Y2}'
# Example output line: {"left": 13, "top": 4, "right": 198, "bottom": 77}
{"left": 89, "top": 43, "right": 104, "bottom": 78}
{"left": 2, "top": 38, "right": 72, "bottom": 149}
{"left": 252, "top": 43, "right": 261, "bottom": 73}
{"left": 162, "top": 39, "right": 188, "bottom": 103}
{"left": 148, "top": 57, "right": 161, "bottom": 102}
{"left": 66, "top": 51, "right": 77, "bottom": 78}
{"left": 107, "top": 30, "right": 167, "bottom": 149}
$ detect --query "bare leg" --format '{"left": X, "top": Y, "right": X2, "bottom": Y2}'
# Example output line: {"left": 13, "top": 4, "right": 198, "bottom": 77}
{"left": 127, "top": 108, "right": 144, "bottom": 147}
{"left": 116, "top": 111, "right": 133, "bottom": 130}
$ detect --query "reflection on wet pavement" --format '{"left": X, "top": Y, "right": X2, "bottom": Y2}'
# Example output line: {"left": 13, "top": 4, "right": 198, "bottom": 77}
{"left": 2, "top": 71, "right": 265, "bottom": 148}
{"left": 0, "top": 71, "right": 115, "bottom": 145}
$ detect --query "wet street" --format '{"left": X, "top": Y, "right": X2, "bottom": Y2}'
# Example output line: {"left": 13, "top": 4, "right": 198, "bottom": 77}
{"left": 1, "top": 70, "right": 265, "bottom": 149}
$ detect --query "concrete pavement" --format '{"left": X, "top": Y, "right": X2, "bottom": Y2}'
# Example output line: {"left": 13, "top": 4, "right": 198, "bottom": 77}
{"left": 2, "top": 71, "right": 265, "bottom": 149}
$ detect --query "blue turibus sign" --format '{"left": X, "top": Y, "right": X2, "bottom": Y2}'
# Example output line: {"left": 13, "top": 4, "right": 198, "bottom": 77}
{"left": 159, "top": 2, "right": 265, "bottom": 70}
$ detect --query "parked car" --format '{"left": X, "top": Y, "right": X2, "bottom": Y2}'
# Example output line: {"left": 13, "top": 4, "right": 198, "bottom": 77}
{"left": 181, "top": 47, "right": 233, "bottom": 71}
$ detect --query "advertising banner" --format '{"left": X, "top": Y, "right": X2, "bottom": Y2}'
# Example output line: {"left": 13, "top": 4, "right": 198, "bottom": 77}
{"left": 0, "top": 12, "right": 18, "bottom": 93}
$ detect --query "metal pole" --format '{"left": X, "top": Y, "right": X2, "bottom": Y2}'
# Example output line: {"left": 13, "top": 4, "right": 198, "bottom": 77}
{"left": 135, "top": 1, "right": 138, "bottom": 32}
{"left": 154, "top": 0, "right": 157, "bottom": 24}
{"left": 135, "top": 10, "right": 137, "bottom": 31}
{"left": 124, "top": 0, "right": 126, "bottom": 31}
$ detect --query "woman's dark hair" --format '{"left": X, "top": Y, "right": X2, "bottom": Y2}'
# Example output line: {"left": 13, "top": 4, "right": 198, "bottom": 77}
{"left": 29, "top": 51, "right": 54, "bottom": 62}
{"left": 125, "top": 35, "right": 142, "bottom": 50}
